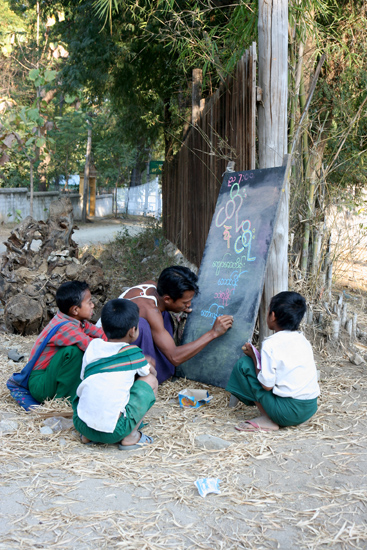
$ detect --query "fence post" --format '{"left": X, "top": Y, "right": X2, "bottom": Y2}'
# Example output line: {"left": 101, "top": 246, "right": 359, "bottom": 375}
{"left": 257, "top": 0, "right": 289, "bottom": 343}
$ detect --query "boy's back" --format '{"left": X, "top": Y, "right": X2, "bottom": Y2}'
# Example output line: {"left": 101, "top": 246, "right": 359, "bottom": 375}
{"left": 76, "top": 338, "right": 150, "bottom": 433}
{"left": 73, "top": 298, "right": 158, "bottom": 449}
{"left": 260, "top": 331, "right": 320, "bottom": 399}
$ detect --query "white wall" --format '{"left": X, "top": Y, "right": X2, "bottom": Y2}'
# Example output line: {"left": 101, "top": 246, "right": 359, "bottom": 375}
{"left": 0, "top": 189, "right": 113, "bottom": 222}
{"left": 116, "top": 177, "right": 162, "bottom": 218}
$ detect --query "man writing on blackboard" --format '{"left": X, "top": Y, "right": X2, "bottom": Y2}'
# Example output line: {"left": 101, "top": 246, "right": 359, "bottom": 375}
{"left": 98, "top": 266, "right": 233, "bottom": 384}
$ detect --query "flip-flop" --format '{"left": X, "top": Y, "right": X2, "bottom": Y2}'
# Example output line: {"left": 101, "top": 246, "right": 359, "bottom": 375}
{"left": 235, "top": 420, "right": 278, "bottom": 432}
{"left": 118, "top": 432, "right": 154, "bottom": 451}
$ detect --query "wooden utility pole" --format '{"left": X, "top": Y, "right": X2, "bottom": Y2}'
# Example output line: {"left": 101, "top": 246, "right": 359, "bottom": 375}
{"left": 82, "top": 121, "right": 92, "bottom": 223}
{"left": 258, "top": 0, "right": 289, "bottom": 342}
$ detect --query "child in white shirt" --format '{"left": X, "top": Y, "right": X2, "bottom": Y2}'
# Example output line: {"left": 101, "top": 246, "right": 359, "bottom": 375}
{"left": 73, "top": 299, "right": 158, "bottom": 450}
{"left": 226, "top": 291, "right": 320, "bottom": 432}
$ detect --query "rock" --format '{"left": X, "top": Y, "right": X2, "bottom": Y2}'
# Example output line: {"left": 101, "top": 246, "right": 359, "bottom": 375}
{"left": 0, "top": 420, "right": 18, "bottom": 433}
{"left": 7, "top": 349, "right": 25, "bottom": 362}
{"left": 65, "top": 262, "right": 81, "bottom": 279}
{"left": 59, "top": 438, "right": 67, "bottom": 447}
{"left": 4, "top": 295, "right": 44, "bottom": 335}
{"left": 40, "top": 426, "right": 54, "bottom": 435}
{"left": 195, "top": 434, "right": 232, "bottom": 450}
{"left": 228, "top": 395, "right": 239, "bottom": 408}
{"left": 43, "top": 417, "right": 74, "bottom": 432}
{"left": 349, "top": 353, "right": 364, "bottom": 366}
{"left": 14, "top": 267, "right": 37, "bottom": 283}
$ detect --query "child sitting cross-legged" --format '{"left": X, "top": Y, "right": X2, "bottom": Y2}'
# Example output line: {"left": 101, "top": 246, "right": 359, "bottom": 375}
{"left": 226, "top": 291, "right": 320, "bottom": 432}
{"left": 73, "top": 298, "right": 158, "bottom": 450}
{"left": 28, "top": 280, "right": 105, "bottom": 405}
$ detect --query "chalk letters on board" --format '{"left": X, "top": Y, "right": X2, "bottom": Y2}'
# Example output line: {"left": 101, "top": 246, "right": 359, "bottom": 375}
{"left": 176, "top": 166, "right": 287, "bottom": 388}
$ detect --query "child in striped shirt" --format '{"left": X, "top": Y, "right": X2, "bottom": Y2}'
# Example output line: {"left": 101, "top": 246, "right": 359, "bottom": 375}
{"left": 73, "top": 299, "right": 158, "bottom": 450}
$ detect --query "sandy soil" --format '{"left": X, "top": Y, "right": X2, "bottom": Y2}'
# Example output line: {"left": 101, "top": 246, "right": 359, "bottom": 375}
{"left": 0, "top": 220, "right": 367, "bottom": 549}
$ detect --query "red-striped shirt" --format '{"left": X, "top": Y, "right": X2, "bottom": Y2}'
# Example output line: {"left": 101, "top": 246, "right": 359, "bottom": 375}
{"left": 30, "top": 311, "right": 106, "bottom": 371}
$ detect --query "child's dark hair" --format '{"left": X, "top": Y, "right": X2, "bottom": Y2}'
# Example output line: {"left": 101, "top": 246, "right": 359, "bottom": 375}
{"left": 101, "top": 299, "right": 139, "bottom": 339}
{"left": 269, "top": 291, "right": 306, "bottom": 331}
{"left": 157, "top": 266, "right": 199, "bottom": 301}
{"left": 56, "top": 281, "right": 89, "bottom": 315}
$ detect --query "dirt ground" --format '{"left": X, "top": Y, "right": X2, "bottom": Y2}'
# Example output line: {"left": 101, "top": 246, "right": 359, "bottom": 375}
{"left": 0, "top": 219, "right": 366, "bottom": 549}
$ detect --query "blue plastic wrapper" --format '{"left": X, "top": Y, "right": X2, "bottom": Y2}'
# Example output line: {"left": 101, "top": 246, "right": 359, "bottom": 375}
{"left": 194, "top": 478, "right": 221, "bottom": 498}
{"left": 178, "top": 388, "right": 212, "bottom": 409}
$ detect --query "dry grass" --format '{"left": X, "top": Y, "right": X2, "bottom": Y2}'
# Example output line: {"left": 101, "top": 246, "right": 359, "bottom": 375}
{"left": 1, "top": 334, "right": 367, "bottom": 549}
{"left": 0, "top": 226, "right": 367, "bottom": 549}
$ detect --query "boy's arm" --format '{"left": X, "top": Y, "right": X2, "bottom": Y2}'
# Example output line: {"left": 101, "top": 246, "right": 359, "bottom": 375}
{"left": 146, "top": 307, "right": 233, "bottom": 367}
{"left": 243, "top": 343, "right": 273, "bottom": 391}
{"left": 83, "top": 321, "right": 107, "bottom": 340}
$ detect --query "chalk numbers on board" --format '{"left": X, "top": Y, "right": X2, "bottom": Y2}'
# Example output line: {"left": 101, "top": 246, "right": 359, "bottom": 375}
{"left": 234, "top": 220, "right": 256, "bottom": 260}
{"left": 216, "top": 172, "right": 256, "bottom": 260}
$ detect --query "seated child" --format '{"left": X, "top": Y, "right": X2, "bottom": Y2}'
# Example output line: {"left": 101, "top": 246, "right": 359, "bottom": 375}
{"left": 226, "top": 291, "right": 320, "bottom": 432}
{"left": 73, "top": 299, "right": 158, "bottom": 450}
{"left": 28, "top": 280, "right": 105, "bottom": 404}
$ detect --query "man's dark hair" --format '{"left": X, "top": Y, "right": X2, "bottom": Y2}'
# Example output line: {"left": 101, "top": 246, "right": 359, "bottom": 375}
{"left": 157, "top": 266, "right": 199, "bottom": 301}
{"left": 101, "top": 299, "right": 139, "bottom": 340}
{"left": 269, "top": 291, "right": 306, "bottom": 331}
{"left": 56, "top": 281, "right": 89, "bottom": 315}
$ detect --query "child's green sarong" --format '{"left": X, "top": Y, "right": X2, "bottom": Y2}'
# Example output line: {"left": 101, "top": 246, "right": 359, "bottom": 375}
{"left": 73, "top": 380, "right": 155, "bottom": 444}
{"left": 73, "top": 345, "right": 156, "bottom": 444}
{"left": 226, "top": 355, "right": 318, "bottom": 427}
{"left": 28, "top": 346, "right": 83, "bottom": 404}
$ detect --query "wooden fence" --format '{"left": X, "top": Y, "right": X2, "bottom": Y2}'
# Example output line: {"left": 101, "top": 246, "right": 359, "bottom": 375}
{"left": 162, "top": 42, "right": 257, "bottom": 266}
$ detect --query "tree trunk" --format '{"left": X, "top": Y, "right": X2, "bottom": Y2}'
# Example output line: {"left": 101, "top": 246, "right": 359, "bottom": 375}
{"left": 30, "top": 161, "right": 34, "bottom": 217}
{"left": 258, "top": 0, "right": 289, "bottom": 343}
{"left": 82, "top": 123, "right": 92, "bottom": 223}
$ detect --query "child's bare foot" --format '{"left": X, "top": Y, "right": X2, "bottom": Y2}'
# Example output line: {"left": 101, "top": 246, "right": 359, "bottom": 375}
{"left": 80, "top": 435, "right": 91, "bottom": 444}
{"left": 235, "top": 416, "right": 279, "bottom": 432}
{"left": 119, "top": 431, "right": 154, "bottom": 450}
{"left": 120, "top": 431, "right": 142, "bottom": 447}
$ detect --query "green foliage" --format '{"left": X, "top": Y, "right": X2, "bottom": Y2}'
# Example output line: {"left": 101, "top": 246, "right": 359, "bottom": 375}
{"left": 97, "top": 221, "right": 178, "bottom": 298}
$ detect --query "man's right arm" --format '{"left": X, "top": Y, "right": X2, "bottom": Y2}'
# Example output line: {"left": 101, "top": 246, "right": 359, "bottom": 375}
{"left": 146, "top": 308, "right": 233, "bottom": 366}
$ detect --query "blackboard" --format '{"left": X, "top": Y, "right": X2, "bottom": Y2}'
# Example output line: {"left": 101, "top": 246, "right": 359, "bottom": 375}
{"left": 176, "top": 166, "right": 286, "bottom": 388}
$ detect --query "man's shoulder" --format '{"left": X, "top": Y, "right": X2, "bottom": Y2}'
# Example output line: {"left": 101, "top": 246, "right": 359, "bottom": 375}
{"left": 142, "top": 304, "right": 164, "bottom": 327}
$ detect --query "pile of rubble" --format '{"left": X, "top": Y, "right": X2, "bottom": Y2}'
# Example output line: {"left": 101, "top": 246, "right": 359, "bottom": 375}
{"left": 0, "top": 197, "right": 108, "bottom": 334}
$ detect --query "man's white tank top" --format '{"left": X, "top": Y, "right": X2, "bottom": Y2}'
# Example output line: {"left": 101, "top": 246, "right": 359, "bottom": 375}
{"left": 96, "top": 284, "right": 157, "bottom": 328}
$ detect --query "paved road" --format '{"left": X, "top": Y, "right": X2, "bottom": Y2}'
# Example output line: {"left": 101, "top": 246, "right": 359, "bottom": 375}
{"left": 0, "top": 220, "right": 146, "bottom": 255}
